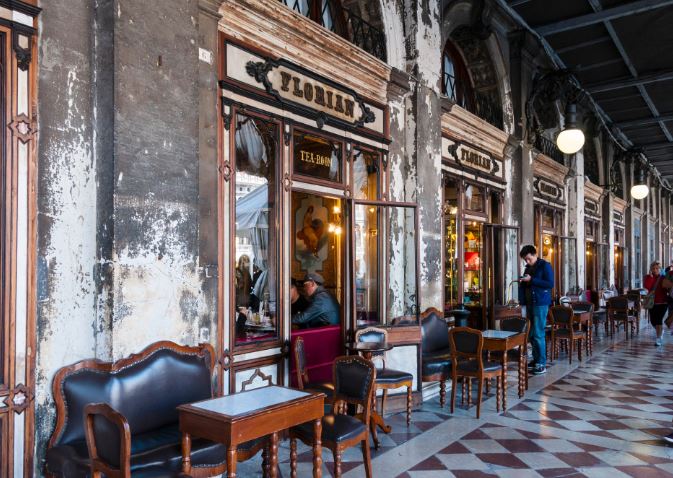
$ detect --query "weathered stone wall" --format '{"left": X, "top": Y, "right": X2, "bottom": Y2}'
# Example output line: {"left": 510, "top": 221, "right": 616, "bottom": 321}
{"left": 35, "top": 0, "right": 100, "bottom": 468}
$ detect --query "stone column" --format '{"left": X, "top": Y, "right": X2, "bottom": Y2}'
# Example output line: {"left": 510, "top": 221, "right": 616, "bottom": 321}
{"left": 402, "top": 0, "right": 443, "bottom": 312}
{"left": 508, "top": 30, "right": 538, "bottom": 246}
{"left": 567, "top": 152, "right": 585, "bottom": 289}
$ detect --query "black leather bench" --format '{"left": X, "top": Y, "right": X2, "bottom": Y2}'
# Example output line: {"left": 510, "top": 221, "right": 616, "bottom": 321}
{"left": 46, "top": 341, "right": 227, "bottom": 477}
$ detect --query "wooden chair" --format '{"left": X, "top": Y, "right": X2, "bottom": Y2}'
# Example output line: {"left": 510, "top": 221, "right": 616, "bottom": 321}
{"left": 420, "top": 308, "right": 452, "bottom": 407}
{"left": 355, "top": 327, "right": 413, "bottom": 426}
{"left": 290, "top": 355, "right": 375, "bottom": 478}
{"left": 626, "top": 291, "right": 642, "bottom": 334}
{"left": 570, "top": 301, "right": 594, "bottom": 356}
{"left": 550, "top": 306, "right": 584, "bottom": 364}
{"left": 84, "top": 403, "right": 191, "bottom": 478}
{"left": 499, "top": 317, "right": 530, "bottom": 392}
{"left": 293, "top": 336, "right": 335, "bottom": 399}
{"left": 449, "top": 327, "right": 502, "bottom": 419}
{"left": 607, "top": 296, "right": 637, "bottom": 338}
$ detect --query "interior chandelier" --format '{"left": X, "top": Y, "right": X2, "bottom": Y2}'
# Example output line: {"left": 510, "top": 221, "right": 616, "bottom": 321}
{"left": 556, "top": 103, "right": 585, "bottom": 155}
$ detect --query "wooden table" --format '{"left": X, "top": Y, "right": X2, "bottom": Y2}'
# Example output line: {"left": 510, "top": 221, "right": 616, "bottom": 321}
{"left": 344, "top": 341, "right": 394, "bottom": 446}
{"left": 178, "top": 386, "right": 325, "bottom": 478}
{"left": 482, "top": 330, "right": 527, "bottom": 410}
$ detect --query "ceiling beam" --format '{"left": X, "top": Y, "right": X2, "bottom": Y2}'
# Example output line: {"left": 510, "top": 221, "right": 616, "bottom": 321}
{"left": 509, "top": 0, "right": 533, "bottom": 6}
{"left": 535, "top": 0, "right": 673, "bottom": 36}
{"left": 616, "top": 112, "right": 673, "bottom": 128}
{"left": 585, "top": 68, "right": 673, "bottom": 93}
{"left": 640, "top": 141, "right": 673, "bottom": 149}
{"left": 556, "top": 35, "right": 611, "bottom": 54}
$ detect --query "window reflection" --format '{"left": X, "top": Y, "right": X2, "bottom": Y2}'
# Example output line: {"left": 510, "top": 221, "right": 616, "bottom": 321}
{"left": 354, "top": 204, "right": 379, "bottom": 325}
{"left": 234, "top": 114, "right": 278, "bottom": 345}
{"left": 353, "top": 149, "right": 379, "bottom": 200}
{"left": 464, "top": 184, "right": 484, "bottom": 213}
{"left": 444, "top": 177, "right": 459, "bottom": 311}
{"left": 293, "top": 131, "right": 342, "bottom": 182}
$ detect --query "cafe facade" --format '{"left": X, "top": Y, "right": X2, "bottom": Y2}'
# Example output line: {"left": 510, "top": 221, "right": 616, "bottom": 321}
{"left": 1, "top": 0, "right": 672, "bottom": 476}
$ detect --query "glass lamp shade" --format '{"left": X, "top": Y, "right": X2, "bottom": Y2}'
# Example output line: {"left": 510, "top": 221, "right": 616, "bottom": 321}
{"left": 630, "top": 184, "right": 649, "bottom": 200}
{"left": 556, "top": 128, "right": 585, "bottom": 154}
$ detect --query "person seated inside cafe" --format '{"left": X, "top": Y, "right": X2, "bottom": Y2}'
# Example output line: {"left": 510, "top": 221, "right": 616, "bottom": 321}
{"left": 292, "top": 272, "right": 340, "bottom": 328}
{"left": 290, "top": 278, "right": 309, "bottom": 316}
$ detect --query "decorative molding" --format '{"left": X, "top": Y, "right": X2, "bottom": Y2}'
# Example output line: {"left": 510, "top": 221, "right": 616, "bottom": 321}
{"left": 12, "top": 30, "right": 32, "bottom": 71}
{"left": 534, "top": 176, "right": 566, "bottom": 206}
{"left": 219, "top": 161, "right": 232, "bottom": 182}
{"left": 218, "top": 0, "right": 391, "bottom": 104}
{"left": 283, "top": 173, "right": 292, "bottom": 192}
{"left": 240, "top": 368, "right": 273, "bottom": 391}
{"left": 3, "top": 384, "right": 33, "bottom": 414}
{"left": 219, "top": 348, "right": 232, "bottom": 370}
{"left": 9, "top": 113, "right": 34, "bottom": 143}
{"left": 441, "top": 106, "right": 509, "bottom": 160}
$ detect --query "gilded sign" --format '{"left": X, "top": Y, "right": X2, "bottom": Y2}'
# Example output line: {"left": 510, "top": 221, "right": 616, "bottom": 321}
{"left": 584, "top": 199, "right": 599, "bottom": 218}
{"left": 534, "top": 177, "right": 565, "bottom": 204}
{"left": 445, "top": 139, "right": 501, "bottom": 179}
{"left": 299, "top": 149, "right": 331, "bottom": 168}
{"left": 246, "top": 60, "right": 375, "bottom": 128}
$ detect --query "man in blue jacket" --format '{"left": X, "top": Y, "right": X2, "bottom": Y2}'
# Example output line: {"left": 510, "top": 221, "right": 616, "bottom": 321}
{"left": 518, "top": 245, "right": 554, "bottom": 375}
{"left": 292, "top": 272, "right": 340, "bottom": 328}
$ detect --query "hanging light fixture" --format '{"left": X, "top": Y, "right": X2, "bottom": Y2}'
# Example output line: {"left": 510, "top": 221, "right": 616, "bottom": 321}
{"left": 556, "top": 102, "right": 585, "bottom": 154}
{"left": 630, "top": 165, "right": 649, "bottom": 200}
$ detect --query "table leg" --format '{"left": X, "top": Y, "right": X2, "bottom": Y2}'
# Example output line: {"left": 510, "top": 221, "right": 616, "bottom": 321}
{"left": 227, "top": 445, "right": 238, "bottom": 478}
{"left": 518, "top": 345, "right": 524, "bottom": 398}
{"left": 313, "top": 418, "right": 323, "bottom": 478}
{"left": 589, "top": 318, "right": 593, "bottom": 355}
{"left": 181, "top": 432, "right": 192, "bottom": 474}
{"left": 502, "top": 350, "right": 508, "bottom": 411}
{"left": 269, "top": 432, "right": 279, "bottom": 478}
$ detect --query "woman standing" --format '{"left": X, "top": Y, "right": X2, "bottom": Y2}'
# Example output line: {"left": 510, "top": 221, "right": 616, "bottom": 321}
{"left": 644, "top": 261, "right": 668, "bottom": 346}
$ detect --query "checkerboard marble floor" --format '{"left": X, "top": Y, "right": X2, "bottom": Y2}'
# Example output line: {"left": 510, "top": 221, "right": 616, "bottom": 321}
{"left": 238, "top": 317, "right": 673, "bottom": 477}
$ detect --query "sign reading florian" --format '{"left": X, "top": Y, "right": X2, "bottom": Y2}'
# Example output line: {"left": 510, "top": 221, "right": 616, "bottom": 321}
{"left": 444, "top": 138, "right": 502, "bottom": 180}
{"left": 534, "top": 177, "right": 565, "bottom": 205}
{"left": 246, "top": 59, "right": 375, "bottom": 129}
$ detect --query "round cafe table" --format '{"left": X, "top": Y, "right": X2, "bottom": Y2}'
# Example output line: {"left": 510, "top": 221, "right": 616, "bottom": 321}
{"left": 344, "top": 341, "right": 395, "bottom": 446}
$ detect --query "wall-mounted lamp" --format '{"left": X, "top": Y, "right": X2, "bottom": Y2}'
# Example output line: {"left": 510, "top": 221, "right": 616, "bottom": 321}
{"left": 631, "top": 166, "right": 649, "bottom": 200}
{"left": 556, "top": 103, "right": 585, "bottom": 154}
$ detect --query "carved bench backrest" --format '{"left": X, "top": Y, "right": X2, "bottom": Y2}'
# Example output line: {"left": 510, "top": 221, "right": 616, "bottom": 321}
{"left": 49, "top": 341, "right": 215, "bottom": 448}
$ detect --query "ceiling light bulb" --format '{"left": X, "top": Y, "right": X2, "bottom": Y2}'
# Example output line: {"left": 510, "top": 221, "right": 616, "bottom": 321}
{"left": 630, "top": 184, "right": 649, "bottom": 200}
{"left": 556, "top": 128, "right": 585, "bottom": 154}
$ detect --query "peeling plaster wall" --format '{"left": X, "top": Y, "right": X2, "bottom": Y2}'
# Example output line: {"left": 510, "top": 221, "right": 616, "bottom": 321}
{"left": 110, "top": 0, "right": 209, "bottom": 359}
{"left": 35, "top": 0, "right": 100, "bottom": 468}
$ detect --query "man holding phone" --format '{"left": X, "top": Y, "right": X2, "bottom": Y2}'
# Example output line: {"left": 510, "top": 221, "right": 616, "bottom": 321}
{"left": 518, "top": 245, "right": 554, "bottom": 375}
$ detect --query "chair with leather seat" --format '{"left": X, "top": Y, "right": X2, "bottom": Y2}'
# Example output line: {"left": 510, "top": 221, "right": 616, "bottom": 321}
{"left": 420, "top": 308, "right": 452, "bottom": 408}
{"left": 607, "top": 295, "right": 637, "bottom": 338}
{"left": 550, "top": 305, "right": 585, "bottom": 364}
{"left": 289, "top": 355, "right": 375, "bottom": 478}
{"left": 449, "top": 327, "right": 502, "bottom": 419}
{"left": 293, "top": 336, "right": 334, "bottom": 399}
{"left": 355, "top": 327, "right": 413, "bottom": 427}
{"left": 626, "top": 291, "right": 642, "bottom": 334}
{"left": 84, "top": 403, "right": 191, "bottom": 478}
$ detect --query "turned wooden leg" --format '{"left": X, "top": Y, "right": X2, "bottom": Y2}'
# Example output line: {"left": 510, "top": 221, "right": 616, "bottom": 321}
{"left": 461, "top": 378, "right": 465, "bottom": 405}
{"left": 290, "top": 438, "right": 298, "bottom": 478}
{"left": 312, "top": 419, "right": 322, "bottom": 478}
{"left": 502, "top": 350, "right": 508, "bottom": 411}
{"left": 334, "top": 450, "right": 343, "bottom": 478}
{"left": 262, "top": 444, "right": 270, "bottom": 478}
{"left": 496, "top": 376, "right": 501, "bottom": 413}
{"left": 406, "top": 385, "right": 412, "bottom": 426}
{"left": 227, "top": 445, "right": 238, "bottom": 478}
{"left": 476, "top": 377, "right": 483, "bottom": 419}
{"left": 267, "top": 432, "right": 278, "bottom": 478}
{"left": 362, "top": 436, "right": 373, "bottom": 478}
{"left": 467, "top": 378, "right": 472, "bottom": 406}
{"left": 440, "top": 380, "right": 446, "bottom": 408}
{"left": 181, "top": 432, "right": 192, "bottom": 474}
{"left": 451, "top": 376, "right": 457, "bottom": 413}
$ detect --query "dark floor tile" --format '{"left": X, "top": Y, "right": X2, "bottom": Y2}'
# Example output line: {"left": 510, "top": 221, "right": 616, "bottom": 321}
{"left": 461, "top": 428, "right": 492, "bottom": 440}
{"left": 567, "top": 440, "right": 608, "bottom": 452}
{"left": 540, "top": 410, "right": 582, "bottom": 420}
{"left": 451, "top": 471, "right": 498, "bottom": 478}
{"left": 588, "top": 420, "right": 632, "bottom": 430}
{"left": 438, "top": 441, "right": 472, "bottom": 454}
{"left": 476, "top": 452, "right": 529, "bottom": 469}
{"left": 408, "top": 455, "right": 448, "bottom": 471}
{"left": 554, "top": 452, "right": 606, "bottom": 467}
{"left": 495, "top": 439, "right": 547, "bottom": 453}
{"left": 538, "top": 469, "right": 582, "bottom": 478}
{"left": 617, "top": 465, "right": 673, "bottom": 477}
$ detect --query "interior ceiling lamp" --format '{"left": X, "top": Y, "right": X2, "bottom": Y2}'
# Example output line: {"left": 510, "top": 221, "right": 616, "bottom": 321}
{"left": 556, "top": 102, "right": 585, "bottom": 154}
{"left": 631, "top": 166, "right": 649, "bottom": 200}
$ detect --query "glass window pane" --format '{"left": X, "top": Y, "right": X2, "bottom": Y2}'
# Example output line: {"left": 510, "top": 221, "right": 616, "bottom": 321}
{"left": 387, "top": 207, "right": 417, "bottom": 322}
{"left": 464, "top": 184, "right": 484, "bottom": 213}
{"left": 464, "top": 222, "right": 482, "bottom": 306}
{"left": 293, "top": 131, "right": 342, "bottom": 182}
{"left": 353, "top": 149, "right": 379, "bottom": 200}
{"left": 354, "top": 204, "right": 379, "bottom": 326}
{"left": 234, "top": 114, "right": 279, "bottom": 346}
{"left": 444, "top": 178, "right": 459, "bottom": 311}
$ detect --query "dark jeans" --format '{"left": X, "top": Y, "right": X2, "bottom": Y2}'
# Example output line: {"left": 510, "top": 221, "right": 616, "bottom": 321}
{"left": 530, "top": 305, "right": 549, "bottom": 367}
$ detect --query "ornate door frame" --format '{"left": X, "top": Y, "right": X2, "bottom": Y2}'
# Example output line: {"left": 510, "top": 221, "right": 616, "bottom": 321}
{"left": 0, "top": 2, "right": 39, "bottom": 477}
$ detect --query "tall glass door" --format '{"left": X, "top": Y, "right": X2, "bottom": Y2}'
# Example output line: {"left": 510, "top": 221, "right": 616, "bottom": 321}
{"left": 484, "top": 225, "right": 520, "bottom": 329}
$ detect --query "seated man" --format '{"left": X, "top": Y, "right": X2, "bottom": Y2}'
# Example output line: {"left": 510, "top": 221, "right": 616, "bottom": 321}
{"left": 290, "top": 278, "right": 309, "bottom": 316}
{"left": 292, "top": 272, "right": 340, "bottom": 328}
